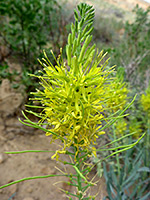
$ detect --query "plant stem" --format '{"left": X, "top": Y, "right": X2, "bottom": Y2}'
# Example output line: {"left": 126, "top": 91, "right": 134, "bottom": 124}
{"left": 146, "top": 117, "right": 150, "bottom": 167}
{"left": 76, "top": 152, "right": 83, "bottom": 200}
{"left": 113, "top": 124, "right": 121, "bottom": 176}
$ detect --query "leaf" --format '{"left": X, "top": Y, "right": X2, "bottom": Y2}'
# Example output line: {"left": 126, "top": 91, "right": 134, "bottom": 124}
{"left": 138, "top": 167, "right": 150, "bottom": 173}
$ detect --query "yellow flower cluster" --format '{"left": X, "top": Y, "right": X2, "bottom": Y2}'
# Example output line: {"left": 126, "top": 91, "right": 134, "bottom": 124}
{"left": 106, "top": 79, "right": 128, "bottom": 112}
{"left": 114, "top": 118, "right": 127, "bottom": 136}
{"left": 28, "top": 4, "right": 128, "bottom": 159}
{"left": 141, "top": 87, "right": 150, "bottom": 115}
{"left": 34, "top": 49, "right": 128, "bottom": 159}
{"left": 129, "top": 120, "right": 142, "bottom": 139}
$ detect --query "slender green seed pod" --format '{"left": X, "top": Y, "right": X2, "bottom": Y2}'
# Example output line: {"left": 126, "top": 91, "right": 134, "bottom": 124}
{"left": 79, "top": 18, "right": 84, "bottom": 28}
{"left": 73, "top": 166, "right": 87, "bottom": 181}
{"left": 83, "top": 49, "right": 95, "bottom": 71}
{"left": 81, "top": 22, "right": 93, "bottom": 38}
{"left": 74, "top": 9, "right": 79, "bottom": 21}
{"left": 84, "top": 44, "right": 96, "bottom": 60}
{"left": 77, "top": 4, "right": 80, "bottom": 11}
{"left": 68, "top": 33, "right": 72, "bottom": 46}
{"left": 89, "top": 5, "right": 93, "bottom": 10}
{"left": 79, "top": 6, "right": 83, "bottom": 16}
{"left": 75, "top": 21, "right": 78, "bottom": 32}
{"left": 66, "top": 44, "right": 71, "bottom": 66}
{"left": 78, "top": 35, "right": 92, "bottom": 63}
{"left": 81, "top": 25, "right": 90, "bottom": 39}
{"left": 84, "top": 13, "right": 95, "bottom": 22}
{"left": 71, "top": 23, "right": 75, "bottom": 41}
{"left": 89, "top": 49, "right": 95, "bottom": 60}
{"left": 89, "top": 8, "right": 95, "bottom": 13}
{"left": 87, "top": 13, "right": 95, "bottom": 21}
{"left": 72, "top": 56, "right": 78, "bottom": 75}
{"left": 72, "top": 38, "right": 77, "bottom": 55}
{"left": 77, "top": 32, "right": 82, "bottom": 46}
{"left": 85, "top": 19, "right": 93, "bottom": 25}
{"left": 82, "top": 58, "right": 90, "bottom": 71}
{"left": 86, "top": 27, "right": 94, "bottom": 36}
{"left": 83, "top": 3, "right": 86, "bottom": 10}
{"left": 82, "top": 27, "right": 94, "bottom": 41}
{"left": 85, "top": 6, "right": 91, "bottom": 13}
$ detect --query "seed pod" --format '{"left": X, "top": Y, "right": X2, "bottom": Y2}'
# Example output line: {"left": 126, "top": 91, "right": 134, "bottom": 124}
{"left": 84, "top": 44, "right": 96, "bottom": 61}
{"left": 84, "top": 12, "right": 95, "bottom": 22}
{"left": 83, "top": 27, "right": 94, "bottom": 39}
{"left": 72, "top": 56, "right": 78, "bottom": 75}
{"left": 78, "top": 35, "right": 92, "bottom": 63}
{"left": 74, "top": 9, "right": 79, "bottom": 21}
{"left": 66, "top": 44, "right": 71, "bottom": 66}
{"left": 75, "top": 21, "right": 78, "bottom": 32}
{"left": 81, "top": 22, "right": 93, "bottom": 38}
{"left": 72, "top": 38, "right": 77, "bottom": 55}
{"left": 71, "top": 23, "right": 75, "bottom": 41}
{"left": 79, "top": 18, "right": 84, "bottom": 29}
{"left": 68, "top": 33, "right": 72, "bottom": 46}
{"left": 77, "top": 32, "right": 82, "bottom": 46}
{"left": 83, "top": 49, "right": 95, "bottom": 71}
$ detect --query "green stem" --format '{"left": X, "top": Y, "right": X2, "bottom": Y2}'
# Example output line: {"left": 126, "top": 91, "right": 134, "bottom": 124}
{"left": 146, "top": 117, "right": 150, "bottom": 167}
{"left": 113, "top": 124, "right": 121, "bottom": 176}
{"left": 76, "top": 152, "right": 83, "bottom": 200}
{"left": 5, "top": 150, "right": 54, "bottom": 154}
{"left": 0, "top": 174, "right": 66, "bottom": 189}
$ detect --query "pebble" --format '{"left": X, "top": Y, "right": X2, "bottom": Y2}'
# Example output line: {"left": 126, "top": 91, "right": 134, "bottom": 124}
{"left": 26, "top": 187, "right": 33, "bottom": 193}
{"left": 23, "top": 197, "right": 34, "bottom": 200}
{"left": 40, "top": 167, "right": 56, "bottom": 175}
{"left": 0, "top": 153, "right": 5, "bottom": 164}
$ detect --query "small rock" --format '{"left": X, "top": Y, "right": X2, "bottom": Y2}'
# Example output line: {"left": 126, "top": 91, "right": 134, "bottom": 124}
{"left": 0, "top": 189, "right": 3, "bottom": 193}
{"left": 0, "top": 45, "right": 10, "bottom": 61}
{"left": 0, "top": 153, "right": 5, "bottom": 164}
{"left": 23, "top": 197, "right": 34, "bottom": 200}
{"left": 40, "top": 167, "right": 56, "bottom": 175}
{"left": 0, "top": 79, "right": 23, "bottom": 117}
{"left": 0, "top": 124, "right": 5, "bottom": 133}
{"left": 0, "top": 117, "right": 5, "bottom": 133}
{"left": 26, "top": 187, "right": 33, "bottom": 193}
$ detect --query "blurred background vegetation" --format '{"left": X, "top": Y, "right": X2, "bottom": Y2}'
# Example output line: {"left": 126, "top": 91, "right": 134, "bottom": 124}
{"left": 0, "top": 0, "right": 150, "bottom": 199}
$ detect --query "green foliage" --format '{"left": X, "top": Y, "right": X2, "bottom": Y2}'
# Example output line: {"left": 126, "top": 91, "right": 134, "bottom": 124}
{"left": 0, "top": 63, "right": 19, "bottom": 85}
{"left": 0, "top": 0, "right": 68, "bottom": 96}
{"left": 103, "top": 143, "right": 150, "bottom": 200}
{"left": 125, "top": 5, "right": 150, "bottom": 57}
{"left": 0, "top": 0, "right": 65, "bottom": 68}
{"left": 109, "top": 5, "right": 150, "bottom": 90}
{"left": 93, "top": 16, "right": 123, "bottom": 45}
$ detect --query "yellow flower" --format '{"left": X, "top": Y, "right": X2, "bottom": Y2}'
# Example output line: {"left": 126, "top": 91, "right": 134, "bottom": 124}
{"left": 141, "top": 87, "right": 150, "bottom": 115}
{"left": 114, "top": 118, "right": 127, "bottom": 136}
{"left": 26, "top": 3, "right": 128, "bottom": 160}
{"left": 129, "top": 120, "right": 142, "bottom": 139}
{"left": 37, "top": 50, "right": 112, "bottom": 156}
{"left": 106, "top": 77, "right": 128, "bottom": 112}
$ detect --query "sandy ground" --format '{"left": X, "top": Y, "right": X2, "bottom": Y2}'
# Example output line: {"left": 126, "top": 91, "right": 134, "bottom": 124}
{"left": 0, "top": 117, "right": 107, "bottom": 200}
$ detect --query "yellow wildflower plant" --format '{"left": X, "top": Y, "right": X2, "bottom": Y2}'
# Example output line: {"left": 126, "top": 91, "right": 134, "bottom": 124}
{"left": 22, "top": 3, "right": 128, "bottom": 160}
{"left": 0, "top": 4, "right": 146, "bottom": 199}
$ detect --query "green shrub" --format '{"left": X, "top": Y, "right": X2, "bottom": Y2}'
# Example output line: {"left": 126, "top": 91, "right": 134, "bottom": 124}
{"left": 110, "top": 5, "right": 150, "bottom": 90}
{"left": 0, "top": 0, "right": 68, "bottom": 96}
